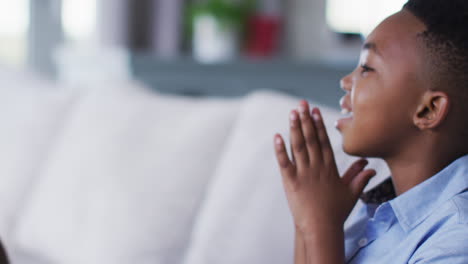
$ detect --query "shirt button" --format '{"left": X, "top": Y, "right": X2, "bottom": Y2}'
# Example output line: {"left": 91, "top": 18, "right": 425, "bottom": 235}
{"left": 358, "top": 238, "right": 368, "bottom": 247}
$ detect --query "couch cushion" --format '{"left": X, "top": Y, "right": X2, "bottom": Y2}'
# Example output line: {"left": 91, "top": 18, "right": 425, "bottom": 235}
{"left": 12, "top": 87, "right": 240, "bottom": 264}
{"left": 0, "top": 70, "right": 76, "bottom": 251}
{"left": 182, "top": 90, "right": 390, "bottom": 264}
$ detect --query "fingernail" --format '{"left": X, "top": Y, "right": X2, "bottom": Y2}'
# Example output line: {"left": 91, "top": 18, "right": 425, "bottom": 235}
{"left": 290, "top": 111, "right": 298, "bottom": 121}
{"left": 275, "top": 136, "right": 282, "bottom": 145}
{"left": 312, "top": 113, "right": 320, "bottom": 121}
{"left": 298, "top": 104, "right": 306, "bottom": 114}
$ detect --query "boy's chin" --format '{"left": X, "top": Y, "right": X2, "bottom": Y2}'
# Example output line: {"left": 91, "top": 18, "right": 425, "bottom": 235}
{"left": 340, "top": 130, "right": 375, "bottom": 157}
{"left": 342, "top": 143, "right": 359, "bottom": 156}
{"left": 341, "top": 132, "right": 387, "bottom": 159}
{"left": 341, "top": 141, "right": 372, "bottom": 158}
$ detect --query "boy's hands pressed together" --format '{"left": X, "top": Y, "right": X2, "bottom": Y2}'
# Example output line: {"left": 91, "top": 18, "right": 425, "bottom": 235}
{"left": 273, "top": 100, "right": 376, "bottom": 263}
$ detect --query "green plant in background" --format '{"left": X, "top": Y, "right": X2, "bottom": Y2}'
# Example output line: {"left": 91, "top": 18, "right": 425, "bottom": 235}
{"left": 185, "top": 0, "right": 257, "bottom": 35}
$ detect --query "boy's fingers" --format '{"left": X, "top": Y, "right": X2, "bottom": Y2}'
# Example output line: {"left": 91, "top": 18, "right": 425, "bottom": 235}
{"left": 297, "top": 101, "right": 322, "bottom": 166}
{"left": 342, "top": 159, "right": 369, "bottom": 185}
{"left": 274, "top": 134, "right": 296, "bottom": 177}
{"left": 289, "top": 110, "right": 310, "bottom": 171}
{"left": 311, "top": 107, "right": 336, "bottom": 169}
{"left": 349, "top": 169, "right": 377, "bottom": 199}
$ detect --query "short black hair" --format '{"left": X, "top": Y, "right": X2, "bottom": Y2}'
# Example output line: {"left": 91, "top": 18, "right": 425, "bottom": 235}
{"left": 404, "top": 0, "right": 468, "bottom": 99}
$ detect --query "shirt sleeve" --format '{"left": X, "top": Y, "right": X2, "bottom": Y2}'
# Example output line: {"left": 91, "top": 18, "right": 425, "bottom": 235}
{"left": 410, "top": 224, "right": 468, "bottom": 264}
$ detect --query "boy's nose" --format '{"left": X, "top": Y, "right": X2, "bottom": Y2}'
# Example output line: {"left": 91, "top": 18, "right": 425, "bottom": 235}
{"left": 340, "top": 74, "right": 353, "bottom": 92}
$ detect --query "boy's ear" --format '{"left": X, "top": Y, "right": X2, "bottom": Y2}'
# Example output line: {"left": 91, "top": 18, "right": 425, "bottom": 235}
{"left": 413, "top": 91, "right": 450, "bottom": 130}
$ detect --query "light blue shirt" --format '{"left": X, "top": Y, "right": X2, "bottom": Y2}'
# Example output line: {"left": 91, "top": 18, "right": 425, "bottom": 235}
{"left": 345, "top": 155, "right": 468, "bottom": 263}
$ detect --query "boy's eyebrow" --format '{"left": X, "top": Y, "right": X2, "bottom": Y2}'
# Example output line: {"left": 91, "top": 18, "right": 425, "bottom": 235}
{"left": 362, "top": 42, "right": 382, "bottom": 57}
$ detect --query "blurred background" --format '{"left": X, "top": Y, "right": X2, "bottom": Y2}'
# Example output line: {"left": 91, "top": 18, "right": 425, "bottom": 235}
{"left": 1, "top": 0, "right": 406, "bottom": 94}
{"left": 0, "top": 1, "right": 400, "bottom": 262}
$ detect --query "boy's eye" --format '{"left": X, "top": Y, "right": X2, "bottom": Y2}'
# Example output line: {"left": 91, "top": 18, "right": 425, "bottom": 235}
{"left": 360, "top": 64, "right": 374, "bottom": 74}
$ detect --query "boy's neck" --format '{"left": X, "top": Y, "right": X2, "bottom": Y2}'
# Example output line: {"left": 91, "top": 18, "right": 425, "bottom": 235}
{"left": 385, "top": 142, "right": 465, "bottom": 196}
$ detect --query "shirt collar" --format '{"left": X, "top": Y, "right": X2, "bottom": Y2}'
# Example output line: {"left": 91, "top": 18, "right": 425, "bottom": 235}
{"left": 360, "top": 177, "right": 396, "bottom": 205}
{"left": 389, "top": 155, "right": 468, "bottom": 232}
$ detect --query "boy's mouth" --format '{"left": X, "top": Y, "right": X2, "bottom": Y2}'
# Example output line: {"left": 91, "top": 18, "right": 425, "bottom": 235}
{"left": 336, "top": 102, "right": 353, "bottom": 130}
{"left": 341, "top": 108, "right": 353, "bottom": 117}
{"left": 339, "top": 96, "right": 353, "bottom": 114}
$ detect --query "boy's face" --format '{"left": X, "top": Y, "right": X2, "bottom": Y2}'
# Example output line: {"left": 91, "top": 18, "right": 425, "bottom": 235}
{"left": 337, "top": 10, "right": 428, "bottom": 158}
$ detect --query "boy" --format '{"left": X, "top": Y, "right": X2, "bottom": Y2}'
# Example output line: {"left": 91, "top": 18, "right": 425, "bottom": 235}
{"left": 274, "top": 0, "right": 468, "bottom": 263}
{"left": 0, "top": 242, "right": 6, "bottom": 263}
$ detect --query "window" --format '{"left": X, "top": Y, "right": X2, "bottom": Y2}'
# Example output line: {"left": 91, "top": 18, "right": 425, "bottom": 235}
{"left": 62, "top": 0, "right": 97, "bottom": 42}
{"left": 327, "top": 0, "right": 407, "bottom": 36}
{"left": 0, "top": 0, "right": 29, "bottom": 67}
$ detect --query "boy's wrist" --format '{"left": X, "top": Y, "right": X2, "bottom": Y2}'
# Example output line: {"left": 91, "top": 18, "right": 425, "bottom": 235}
{"left": 299, "top": 222, "right": 344, "bottom": 241}
{"left": 300, "top": 224, "right": 345, "bottom": 264}
{"left": 295, "top": 216, "right": 345, "bottom": 236}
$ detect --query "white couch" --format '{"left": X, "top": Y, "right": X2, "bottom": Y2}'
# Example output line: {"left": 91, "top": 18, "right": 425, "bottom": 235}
{"left": 0, "top": 68, "right": 389, "bottom": 264}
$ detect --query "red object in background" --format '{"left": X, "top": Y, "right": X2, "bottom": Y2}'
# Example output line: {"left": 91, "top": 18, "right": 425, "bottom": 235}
{"left": 245, "top": 15, "right": 281, "bottom": 58}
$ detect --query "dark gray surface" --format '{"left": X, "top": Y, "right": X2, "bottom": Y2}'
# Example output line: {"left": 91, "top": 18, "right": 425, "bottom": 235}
{"left": 130, "top": 55, "right": 355, "bottom": 109}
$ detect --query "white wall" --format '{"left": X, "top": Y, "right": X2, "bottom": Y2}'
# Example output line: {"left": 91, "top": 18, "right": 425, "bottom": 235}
{"left": 285, "top": 0, "right": 361, "bottom": 63}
